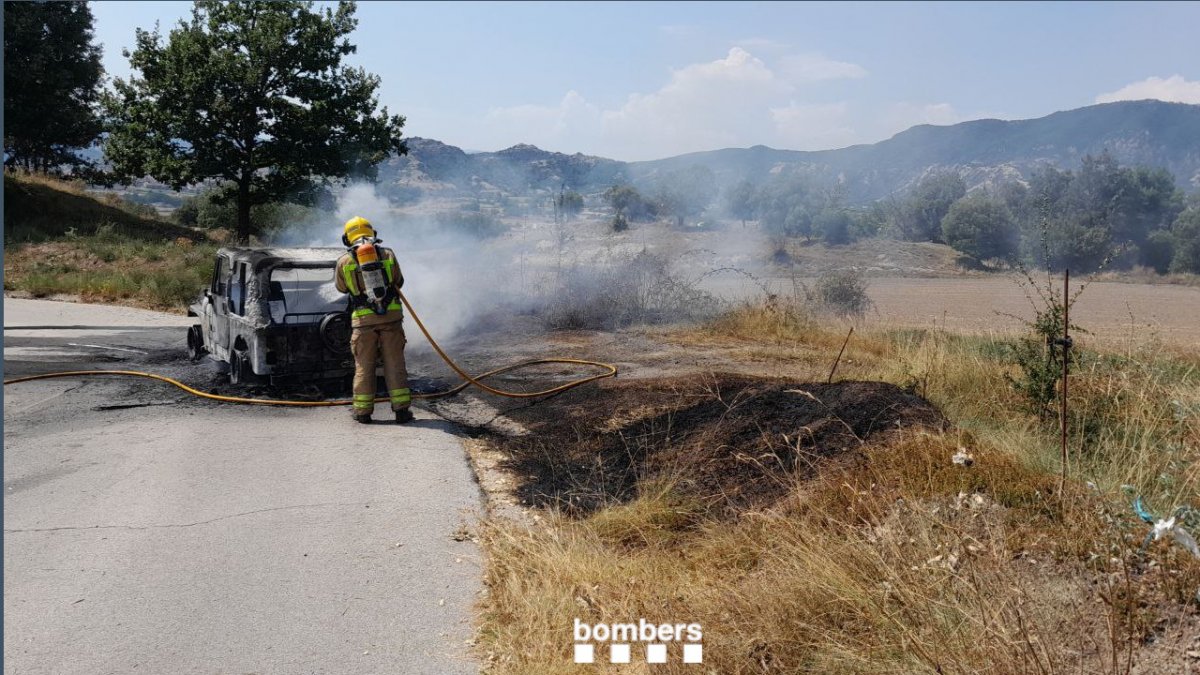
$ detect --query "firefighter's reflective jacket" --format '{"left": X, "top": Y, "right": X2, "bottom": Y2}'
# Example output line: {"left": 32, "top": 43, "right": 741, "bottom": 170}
{"left": 334, "top": 246, "right": 405, "bottom": 327}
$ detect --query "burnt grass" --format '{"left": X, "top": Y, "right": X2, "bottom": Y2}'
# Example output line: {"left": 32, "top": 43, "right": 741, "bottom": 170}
{"left": 495, "top": 374, "right": 947, "bottom": 517}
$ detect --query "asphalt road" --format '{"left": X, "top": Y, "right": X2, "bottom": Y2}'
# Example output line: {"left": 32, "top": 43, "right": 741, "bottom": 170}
{"left": 3, "top": 299, "right": 482, "bottom": 675}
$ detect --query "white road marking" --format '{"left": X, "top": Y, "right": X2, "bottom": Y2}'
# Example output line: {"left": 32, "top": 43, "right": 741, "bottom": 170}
{"left": 66, "top": 343, "right": 148, "bottom": 354}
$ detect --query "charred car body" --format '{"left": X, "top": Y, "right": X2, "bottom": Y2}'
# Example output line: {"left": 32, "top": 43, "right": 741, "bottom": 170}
{"left": 187, "top": 247, "right": 354, "bottom": 385}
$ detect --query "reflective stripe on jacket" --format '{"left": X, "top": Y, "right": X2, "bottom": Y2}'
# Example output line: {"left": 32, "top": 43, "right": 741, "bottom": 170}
{"left": 335, "top": 249, "right": 404, "bottom": 326}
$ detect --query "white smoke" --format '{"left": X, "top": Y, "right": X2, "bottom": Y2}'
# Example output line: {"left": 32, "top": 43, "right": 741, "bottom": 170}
{"left": 269, "top": 179, "right": 777, "bottom": 348}
{"left": 335, "top": 184, "right": 519, "bottom": 343}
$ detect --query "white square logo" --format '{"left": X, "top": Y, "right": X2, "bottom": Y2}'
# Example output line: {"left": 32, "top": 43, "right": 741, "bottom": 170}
{"left": 574, "top": 644, "right": 594, "bottom": 664}
{"left": 610, "top": 644, "right": 630, "bottom": 663}
{"left": 683, "top": 643, "right": 703, "bottom": 664}
{"left": 646, "top": 643, "right": 667, "bottom": 663}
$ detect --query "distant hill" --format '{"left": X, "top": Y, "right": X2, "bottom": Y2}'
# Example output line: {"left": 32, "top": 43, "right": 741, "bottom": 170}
{"left": 379, "top": 100, "right": 1200, "bottom": 204}
{"left": 377, "top": 138, "right": 627, "bottom": 201}
{"left": 629, "top": 100, "right": 1200, "bottom": 201}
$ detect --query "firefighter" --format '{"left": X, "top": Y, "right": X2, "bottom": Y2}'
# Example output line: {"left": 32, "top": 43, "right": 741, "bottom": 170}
{"left": 334, "top": 216, "right": 414, "bottom": 424}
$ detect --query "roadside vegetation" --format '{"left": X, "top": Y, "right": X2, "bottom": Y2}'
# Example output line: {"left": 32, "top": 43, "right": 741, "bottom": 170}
{"left": 477, "top": 285, "right": 1200, "bottom": 673}
{"left": 4, "top": 172, "right": 217, "bottom": 310}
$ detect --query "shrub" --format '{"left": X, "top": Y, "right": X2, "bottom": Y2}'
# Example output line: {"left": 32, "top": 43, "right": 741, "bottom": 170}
{"left": 540, "top": 251, "right": 719, "bottom": 330}
{"left": 434, "top": 209, "right": 505, "bottom": 239}
{"left": 812, "top": 269, "right": 871, "bottom": 317}
{"left": 815, "top": 208, "right": 853, "bottom": 245}
{"left": 1003, "top": 268, "right": 1082, "bottom": 415}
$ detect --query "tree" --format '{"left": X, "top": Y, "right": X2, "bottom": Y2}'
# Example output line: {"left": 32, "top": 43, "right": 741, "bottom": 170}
{"left": 556, "top": 188, "right": 583, "bottom": 219}
{"left": 1037, "top": 212, "right": 1114, "bottom": 273}
{"left": 1111, "top": 166, "right": 1184, "bottom": 266}
{"left": 783, "top": 205, "right": 815, "bottom": 241}
{"left": 175, "top": 184, "right": 315, "bottom": 235}
{"left": 940, "top": 195, "right": 1018, "bottom": 264}
{"left": 1169, "top": 207, "right": 1200, "bottom": 274}
{"left": 1141, "top": 229, "right": 1175, "bottom": 273}
{"left": 104, "top": 1, "right": 406, "bottom": 242}
{"left": 654, "top": 165, "right": 716, "bottom": 227}
{"left": 603, "top": 184, "right": 656, "bottom": 222}
{"left": 756, "top": 174, "right": 822, "bottom": 239}
{"left": 4, "top": 1, "right": 104, "bottom": 172}
{"left": 850, "top": 203, "right": 887, "bottom": 240}
{"left": 725, "top": 179, "right": 757, "bottom": 226}
{"left": 815, "top": 208, "right": 853, "bottom": 245}
{"left": 896, "top": 171, "right": 966, "bottom": 242}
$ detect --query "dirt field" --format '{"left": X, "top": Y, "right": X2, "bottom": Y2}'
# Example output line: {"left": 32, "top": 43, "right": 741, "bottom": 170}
{"left": 864, "top": 277, "right": 1200, "bottom": 348}
{"left": 497, "top": 217, "right": 1200, "bottom": 351}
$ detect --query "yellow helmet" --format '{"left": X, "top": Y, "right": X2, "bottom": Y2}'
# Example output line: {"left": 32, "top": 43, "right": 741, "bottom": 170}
{"left": 343, "top": 216, "right": 375, "bottom": 245}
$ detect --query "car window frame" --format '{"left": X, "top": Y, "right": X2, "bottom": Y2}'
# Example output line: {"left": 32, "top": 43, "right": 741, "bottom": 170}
{"left": 211, "top": 255, "right": 227, "bottom": 296}
{"left": 229, "top": 261, "right": 247, "bottom": 316}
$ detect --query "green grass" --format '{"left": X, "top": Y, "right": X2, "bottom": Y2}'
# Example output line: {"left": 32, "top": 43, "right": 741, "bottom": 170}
{"left": 6, "top": 234, "right": 217, "bottom": 310}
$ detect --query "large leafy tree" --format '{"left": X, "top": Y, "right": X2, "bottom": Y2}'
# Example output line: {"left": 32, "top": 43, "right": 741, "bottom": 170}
{"left": 940, "top": 194, "right": 1018, "bottom": 264}
{"left": 1170, "top": 207, "right": 1200, "bottom": 274}
{"left": 896, "top": 171, "right": 966, "bottom": 242}
{"left": 603, "top": 185, "right": 656, "bottom": 222}
{"left": 104, "top": 1, "right": 406, "bottom": 242}
{"left": 725, "top": 179, "right": 757, "bottom": 226}
{"left": 654, "top": 165, "right": 716, "bottom": 227}
{"left": 4, "top": 1, "right": 104, "bottom": 172}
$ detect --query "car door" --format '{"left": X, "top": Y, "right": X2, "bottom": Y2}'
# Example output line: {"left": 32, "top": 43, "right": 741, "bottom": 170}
{"left": 209, "top": 254, "right": 233, "bottom": 361}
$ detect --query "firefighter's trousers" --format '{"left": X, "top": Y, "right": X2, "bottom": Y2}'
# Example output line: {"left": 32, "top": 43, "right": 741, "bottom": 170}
{"left": 350, "top": 320, "right": 411, "bottom": 417}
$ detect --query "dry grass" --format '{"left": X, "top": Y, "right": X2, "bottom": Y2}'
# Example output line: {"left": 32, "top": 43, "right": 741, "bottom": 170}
{"left": 482, "top": 432, "right": 1199, "bottom": 673}
{"left": 3, "top": 171, "right": 198, "bottom": 243}
{"left": 477, "top": 295, "right": 1200, "bottom": 674}
{"left": 3, "top": 171, "right": 219, "bottom": 311}
{"left": 3, "top": 234, "right": 218, "bottom": 311}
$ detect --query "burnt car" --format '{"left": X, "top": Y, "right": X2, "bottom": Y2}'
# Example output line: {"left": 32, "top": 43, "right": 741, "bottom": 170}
{"left": 187, "top": 247, "right": 355, "bottom": 385}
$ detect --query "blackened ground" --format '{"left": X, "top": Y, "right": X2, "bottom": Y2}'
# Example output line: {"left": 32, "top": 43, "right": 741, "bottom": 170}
{"left": 492, "top": 374, "right": 948, "bottom": 517}
{"left": 197, "top": 371, "right": 452, "bottom": 402}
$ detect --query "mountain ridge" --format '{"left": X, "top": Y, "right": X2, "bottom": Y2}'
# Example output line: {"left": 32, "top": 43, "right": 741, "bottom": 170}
{"left": 378, "top": 100, "right": 1200, "bottom": 204}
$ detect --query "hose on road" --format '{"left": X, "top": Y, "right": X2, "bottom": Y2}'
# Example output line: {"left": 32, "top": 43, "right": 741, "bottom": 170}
{"left": 2, "top": 290, "right": 618, "bottom": 407}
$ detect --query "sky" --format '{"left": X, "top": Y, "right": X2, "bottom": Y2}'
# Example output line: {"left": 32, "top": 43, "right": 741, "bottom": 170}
{"left": 90, "top": 1, "right": 1200, "bottom": 162}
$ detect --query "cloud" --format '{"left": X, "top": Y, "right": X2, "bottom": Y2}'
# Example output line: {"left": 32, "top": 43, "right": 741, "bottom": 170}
{"left": 477, "top": 47, "right": 869, "bottom": 159}
{"left": 770, "top": 102, "right": 857, "bottom": 149}
{"left": 778, "top": 53, "right": 868, "bottom": 82}
{"left": 600, "top": 47, "right": 791, "bottom": 158}
{"left": 482, "top": 90, "right": 602, "bottom": 150}
{"left": 1095, "top": 75, "right": 1200, "bottom": 105}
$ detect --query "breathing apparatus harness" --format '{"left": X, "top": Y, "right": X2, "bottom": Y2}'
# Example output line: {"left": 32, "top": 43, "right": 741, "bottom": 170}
{"left": 344, "top": 236, "right": 400, "bottom": 317}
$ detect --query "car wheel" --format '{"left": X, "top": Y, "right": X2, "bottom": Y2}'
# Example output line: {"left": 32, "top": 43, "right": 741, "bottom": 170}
{"left": 230, "top": 349, "right": 250, "bottom": 385}
{"left": 186, "top": 325, "right": 206, "bottom": 361}
{"left": 319, "top": 312, "right": 352, "bottom": 354}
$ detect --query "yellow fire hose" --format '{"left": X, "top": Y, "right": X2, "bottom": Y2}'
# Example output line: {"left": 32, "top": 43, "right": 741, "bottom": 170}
{"left": 2, "top": 291, "right": 618, "bottom": 407}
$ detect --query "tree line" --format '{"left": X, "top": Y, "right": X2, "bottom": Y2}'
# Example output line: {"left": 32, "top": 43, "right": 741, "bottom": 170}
{"left": 708, "top": 154, "right": 1199, "bottom": 274}
{"left": 4, "top": 0, "right": 405, "bottom": 243}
